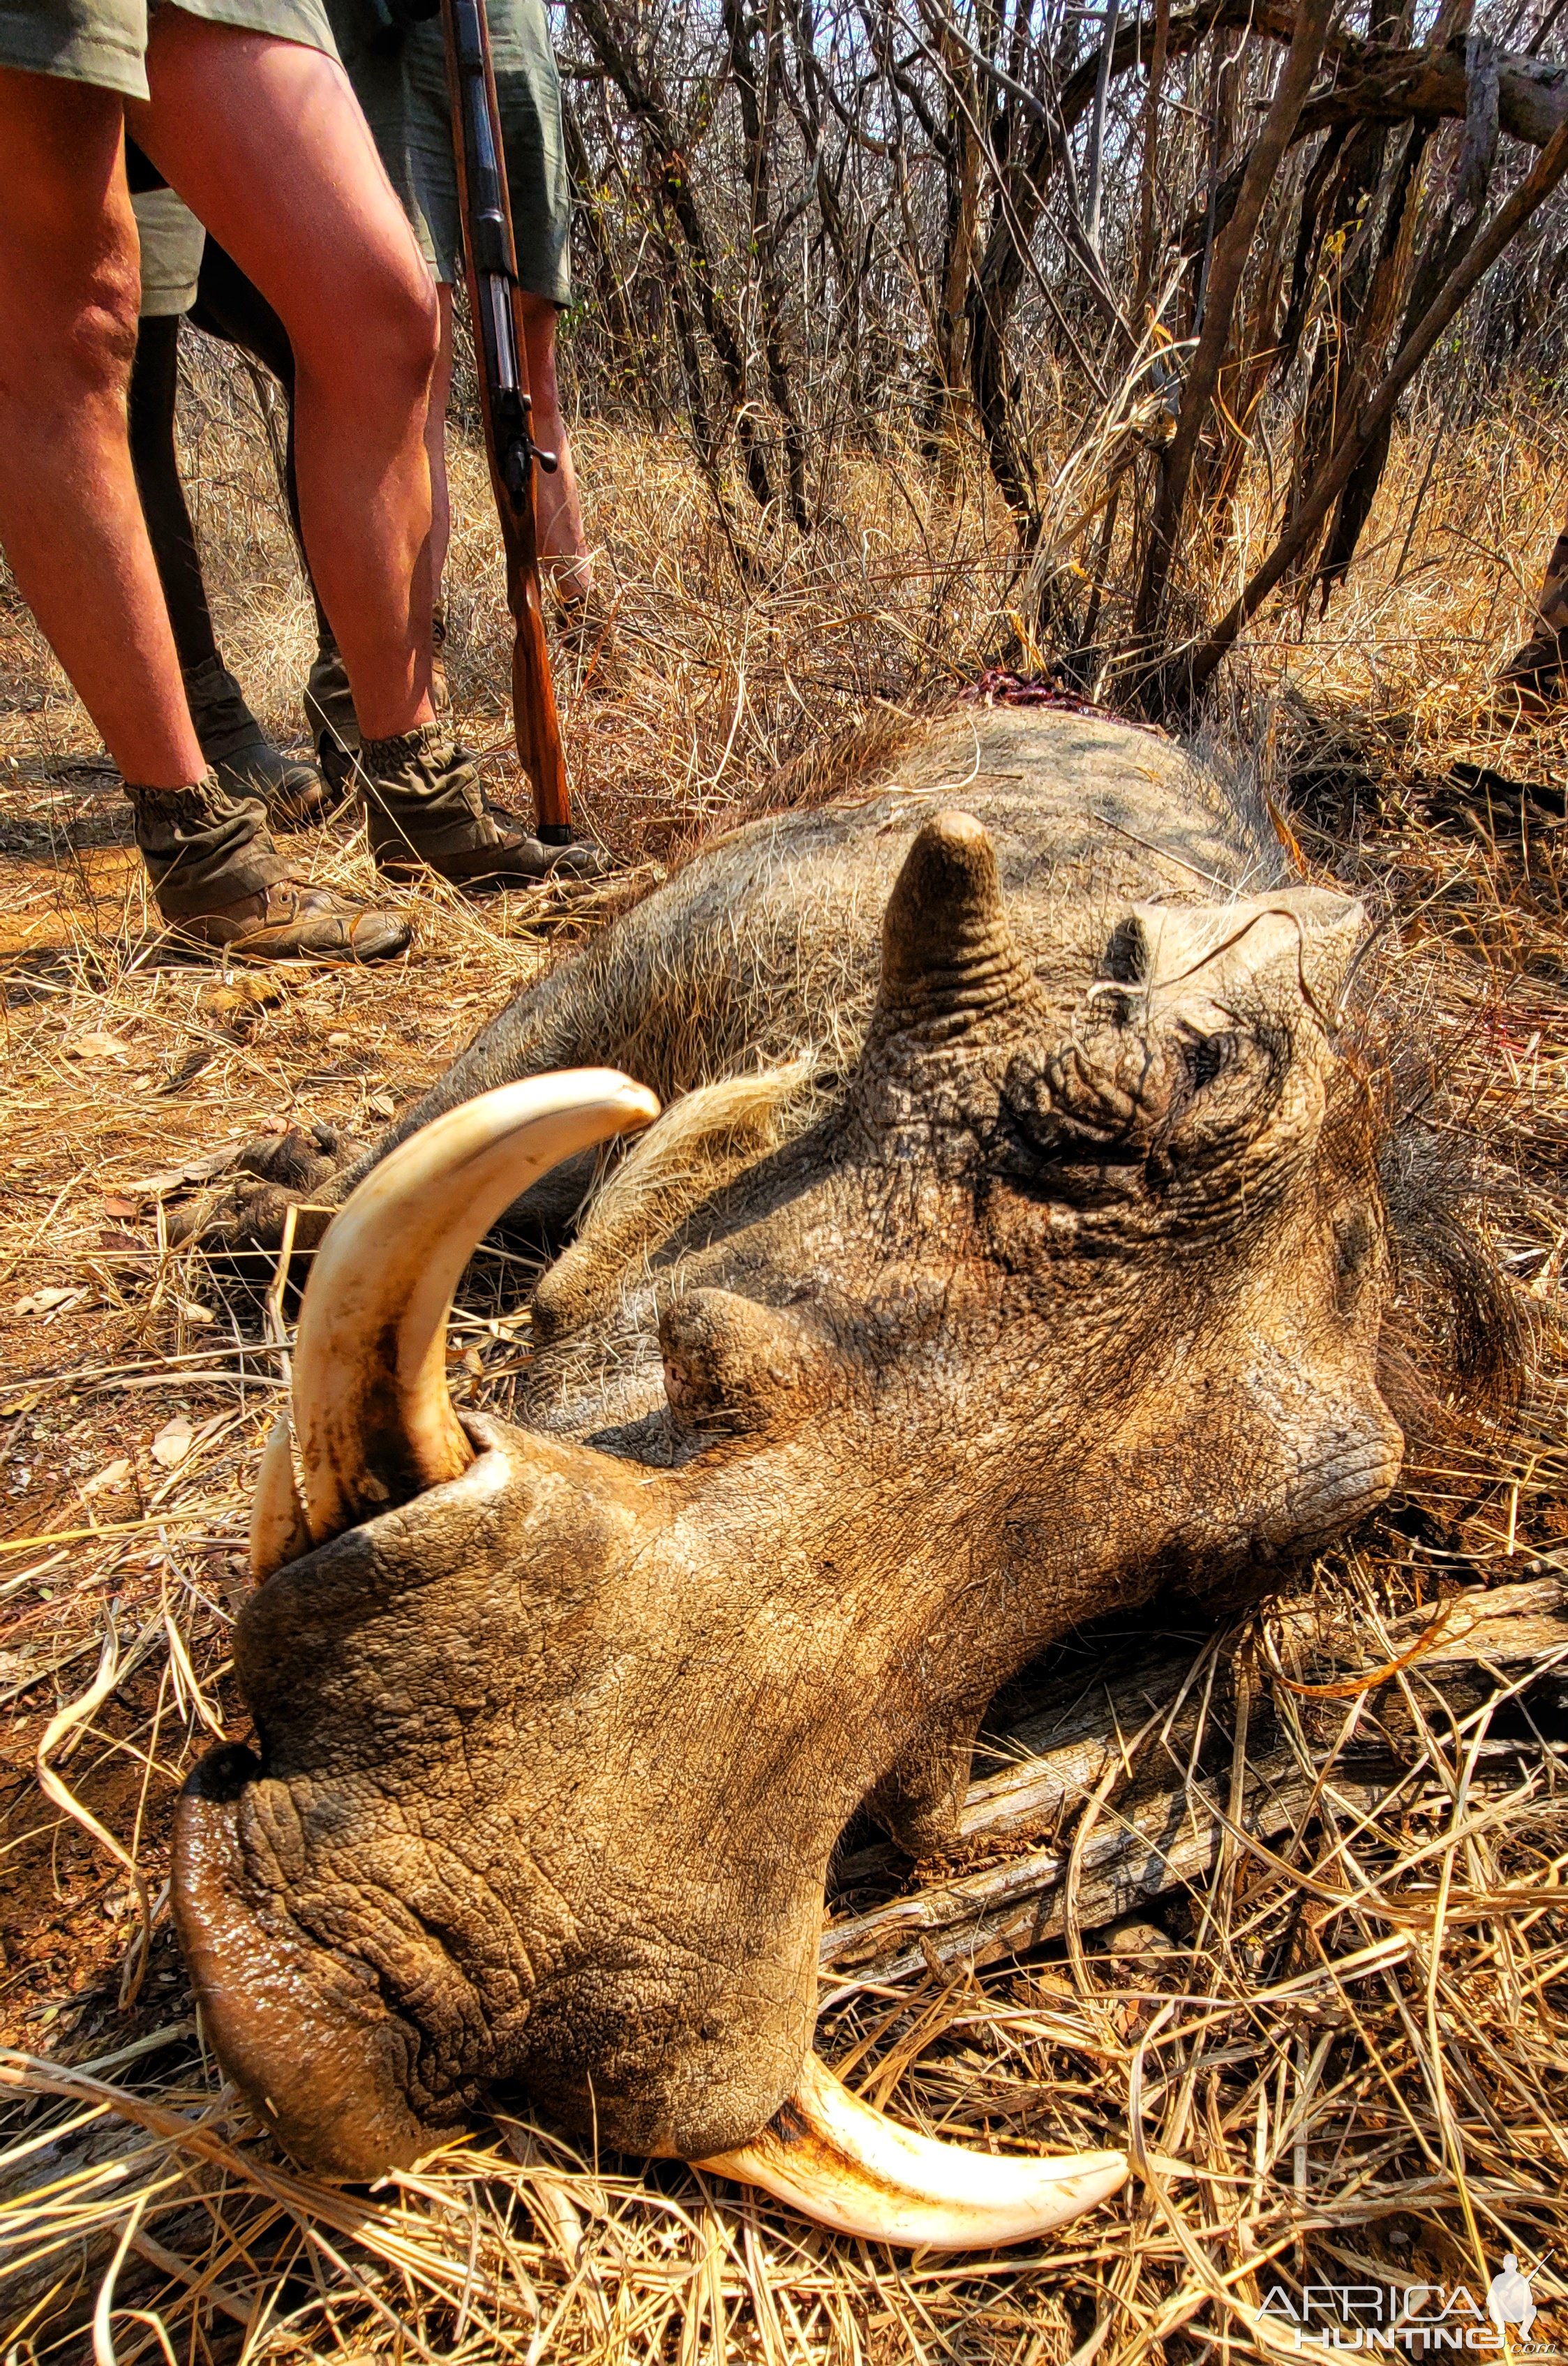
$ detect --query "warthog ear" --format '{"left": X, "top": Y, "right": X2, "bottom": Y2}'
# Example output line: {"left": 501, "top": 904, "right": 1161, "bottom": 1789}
{"left": 869, "top": 810, "right": 1036, "bottom": 1046}
{"left": 1106, "top": 887, "right": 1366, "bottom": 1022}
{"left": 1008, "top": 887, "right": 1367, "bottom": 1176}
{"left": 533, "top": 1061, "right": 818, "bottom": 1346}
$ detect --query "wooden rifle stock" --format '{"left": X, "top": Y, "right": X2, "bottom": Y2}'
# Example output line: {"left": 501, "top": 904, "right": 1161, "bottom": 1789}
{"left": 440, "top": 0, "right": 574, "bottom": 838}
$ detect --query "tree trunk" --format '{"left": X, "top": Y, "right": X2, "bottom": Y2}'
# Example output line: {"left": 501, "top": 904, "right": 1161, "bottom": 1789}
{"left": 573, "top": 0, "right": 777, "bottom": 512}
{"left": 1130, "top": 0, "right": 1335, "bottom": 692}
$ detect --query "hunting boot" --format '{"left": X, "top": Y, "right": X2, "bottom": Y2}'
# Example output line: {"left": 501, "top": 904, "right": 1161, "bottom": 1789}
{"left": 305, "top": 609, "right": 449, "bottom": 797}
{"left": 183, "top": 654, "right": 339, "bottom": 831}
{"left": 361, "top": 723, "right": 611, "bottom": 887}
{"left": 127, "top": 775, "right": 410, "bottom": 962}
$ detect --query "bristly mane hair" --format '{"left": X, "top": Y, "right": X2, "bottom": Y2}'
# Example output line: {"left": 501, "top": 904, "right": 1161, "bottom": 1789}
{"left": 583, "top": 702, "right": 934, "bottom": 940}
{"left": 1343, "top": 994, "right": 1531, "bottom": 1485}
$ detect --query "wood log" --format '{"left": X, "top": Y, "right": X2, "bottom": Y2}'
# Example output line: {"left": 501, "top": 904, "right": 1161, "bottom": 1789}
{"left": 1185, "top": 43, "right": 1568, "bottom": 267}
{"left": 821, "top": 1577, "right": 1568, "bottom": 1995}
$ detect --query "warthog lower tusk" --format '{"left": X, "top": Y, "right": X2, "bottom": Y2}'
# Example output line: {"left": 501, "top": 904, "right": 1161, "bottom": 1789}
{"left": 697, "top": 2051, "right": 1128, "bottom": 2249}
{"left": 292, "top": 1071, "right": 660, "bottom": 1544}
{"left": 251, "top": 1413, "right": 308, "bottom": 1582}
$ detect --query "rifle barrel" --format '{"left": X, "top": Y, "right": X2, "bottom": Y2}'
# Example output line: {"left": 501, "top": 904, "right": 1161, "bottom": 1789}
{"left": 442, "top": 0, "right": 574, "bottom": 836}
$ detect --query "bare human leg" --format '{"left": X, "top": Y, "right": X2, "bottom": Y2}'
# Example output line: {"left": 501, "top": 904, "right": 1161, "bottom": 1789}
{"left": 0, "top": 71, "right": 205, "bottom": 787}
{"left": 0, "top": 66, "right": 410, "bottom": 958}
{"left": 423, "top": 288, "right": 580, "bottom": 607}
{"left": 355, "top": 281, "right": 606, "bottom": 884}
{"left": 520, "top": 295, "right": 594, "bottom": 604}
{"left": 424, "top": 280, "right": 454, "bottom": 708}
{"left": 130, "top": 13, "right": 440, "bottom": 741}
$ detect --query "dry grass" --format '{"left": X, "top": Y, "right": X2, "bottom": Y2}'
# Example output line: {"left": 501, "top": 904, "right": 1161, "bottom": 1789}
{"left": 1, "top": 341, "right": 1568, "bottom": 2363}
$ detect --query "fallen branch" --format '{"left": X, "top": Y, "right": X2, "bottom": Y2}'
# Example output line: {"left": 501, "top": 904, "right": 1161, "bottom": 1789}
{"left": 821, "top": 1577, "right": 1567, "bottom": 1994}
{"left": 1299, "top": 40, "right": 1568, "bottom": 154}
{"left": 1188, "top": 43, "right": 1568, "bottom": 260}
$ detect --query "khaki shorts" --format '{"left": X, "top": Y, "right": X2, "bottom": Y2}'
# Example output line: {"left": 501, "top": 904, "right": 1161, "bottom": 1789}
{"left": 133, "top": 182, "right": 204, "bottom": 313}
{"left": 0, "top": 0, "right": 337, "bottom": 103}
{"left": 327, "top": 0, "right": 569, "bottom": 305}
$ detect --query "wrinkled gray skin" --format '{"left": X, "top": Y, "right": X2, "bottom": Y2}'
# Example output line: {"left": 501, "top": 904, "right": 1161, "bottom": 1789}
{"left": 174, "top": 707, "right": 1403, "bottom": 2182}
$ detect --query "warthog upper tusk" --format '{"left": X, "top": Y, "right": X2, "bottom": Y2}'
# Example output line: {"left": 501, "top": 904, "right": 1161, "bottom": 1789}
{"left": 697, "top": 2051, "right": 1128, "bottom": 2249}
{"left": 292, "top": 1071, "right": 661, "bottom": 1545}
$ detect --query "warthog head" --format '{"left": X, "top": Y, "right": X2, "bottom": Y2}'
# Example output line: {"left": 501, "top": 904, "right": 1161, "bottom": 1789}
{"left": 174, "top": 812, "right": 1402, "bottom": 2242}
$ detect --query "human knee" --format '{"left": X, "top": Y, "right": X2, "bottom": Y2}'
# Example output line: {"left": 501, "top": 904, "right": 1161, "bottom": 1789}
{"left": 0, "top": 176, "right": 141, "bottom": 403}
{"left": 402, "top": 269, "right": 441, "bottom": 391}
{"left": 388, "top": 265, "right": 440, "bottom": 399}
{"left": 57, "top": 243, "right": 142, "bottom": 403}
{"left": 301, "top": 258, "right": 438, "bottom": 409}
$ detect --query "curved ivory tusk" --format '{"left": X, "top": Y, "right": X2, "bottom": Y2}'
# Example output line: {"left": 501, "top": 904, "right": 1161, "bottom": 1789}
{"left": 293, "top": 1069, "right": 660, "bottom": 1544}
{"left": 697, "top": 2052, "right": 1127, "bottom": 2249}
{"left": 251, "top": 1413, "right": 308, "bottom": 1582}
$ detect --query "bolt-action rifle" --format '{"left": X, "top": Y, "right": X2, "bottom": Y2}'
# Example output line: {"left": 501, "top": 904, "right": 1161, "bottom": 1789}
{"left": 438, "top": 0, "right": 591, "bottom": 856}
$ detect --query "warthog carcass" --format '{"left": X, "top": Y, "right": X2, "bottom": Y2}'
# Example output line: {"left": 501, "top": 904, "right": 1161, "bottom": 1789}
{"left": 173, "top": 701, "right": 1500, "bottom": 2246}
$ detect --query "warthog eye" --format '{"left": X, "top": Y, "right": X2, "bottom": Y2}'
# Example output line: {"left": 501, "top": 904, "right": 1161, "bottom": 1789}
{"left": 1186, "top": 1034, "right": 1227, "bottom": 1092}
